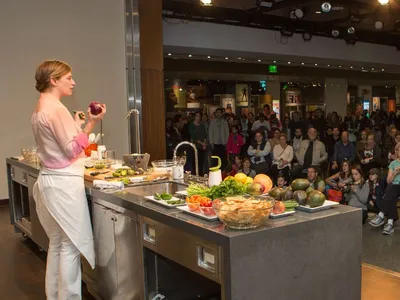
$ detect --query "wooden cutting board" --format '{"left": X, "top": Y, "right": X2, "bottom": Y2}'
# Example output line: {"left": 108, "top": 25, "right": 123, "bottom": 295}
{"left": 84, "top": 168, "right": 113, "bottom": 182}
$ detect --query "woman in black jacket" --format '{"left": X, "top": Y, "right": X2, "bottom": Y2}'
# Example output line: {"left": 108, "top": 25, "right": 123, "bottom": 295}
{"left": 366, "top": 168, "right": 385, "bottom": 213}
{"left": 359, "top": 134, "right": 382, "bottom": 174}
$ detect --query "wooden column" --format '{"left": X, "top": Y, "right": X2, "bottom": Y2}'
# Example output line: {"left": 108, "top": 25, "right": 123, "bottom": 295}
{"left": 139, "top": 0, "right": 165, "bottom": 160}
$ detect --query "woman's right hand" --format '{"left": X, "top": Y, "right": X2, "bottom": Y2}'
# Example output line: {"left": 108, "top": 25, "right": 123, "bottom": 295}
{"left": 87, "top": 104, "right": 107, "bottom": 123}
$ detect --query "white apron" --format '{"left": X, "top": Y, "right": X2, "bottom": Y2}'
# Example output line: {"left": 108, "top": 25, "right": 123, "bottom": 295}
{"left": 33, "top": 158, "right": 95, "bottom": 269}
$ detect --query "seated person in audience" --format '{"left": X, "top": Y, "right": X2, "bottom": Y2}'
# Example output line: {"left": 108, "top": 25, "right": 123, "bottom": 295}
{"left": 359, "top": 134, "right": 382, "bottom": 174}
{"left": 247, "top": 130, "right": 271, "bottom": 175}
{"left": 356, "top": 130, "right": 368, "bottom": 154}
{"left": 292, "top": 128, "right": 328, "bottom": 179}
{"left": 331, "top": 131, "right": 356, "bottom": 174}
{"left": 307, "top": 166, "right": 326, "bottom": 193}
{"left": 291, "top": 128, "right": 303, "bottom": 154}
{"left": 366, "top": 168, "right": 384, "bottom": 214}
{"left": 269, "top": 129, "right": 281, "bottom": 153}
{"left": 271, "top": 133, "right": 293, "bottom": 183}
{"left": 369, "top": 143, "right": 400, "bottom": 235}
{"left": 223, "top": 155, "right": 242, "bottom": 178}
{"left": 237, "top": 157, "right": 256, "bottom": 179}
{"left": 325, "top": 160, "right": 352, "bottom": 190}
{"left": 345, "top": 165, "right": 369, "bottom": 224}
{"left": 276, "top": 173, "right": 288, "bottom": 189}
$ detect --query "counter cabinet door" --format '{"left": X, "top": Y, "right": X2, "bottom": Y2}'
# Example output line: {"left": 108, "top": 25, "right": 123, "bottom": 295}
{"left": 113, "top": 212, "right": 143, "bottom": 300}
{"left": 93, "top": 203, "right": 118, "bottom": 300}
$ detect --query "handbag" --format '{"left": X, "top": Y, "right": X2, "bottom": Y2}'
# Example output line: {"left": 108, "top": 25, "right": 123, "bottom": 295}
{"left": 327, "top": 188, "right": 343, "bottom": 203}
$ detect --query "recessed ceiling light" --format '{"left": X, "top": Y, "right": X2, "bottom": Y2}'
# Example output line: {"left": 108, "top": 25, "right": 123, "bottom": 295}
{"left": 315, "top": 11, "right": 322, "bottom": 14}
{"left": 339, "top": 65, "right": 342, "bottom": 68}
{"left": 258, "top": 59, "right": 261, "bottom": 62}
{"left": 327, "top": 64, "right": 330, "bottom": 67}
{"left": 273, "top": 61, "right": 277, "bottom": 63}
{"left": 207, "top": 56, "right": 211, "bottom": 59}
{"left": 361, "top": 67, "right": 364, "bottom": 69}
{"left": 288, "top": 62, "right": 291, "bottom": 64}
{"left": 350, "top": 66, "right": 353, "bottom": 68}
{"left": 225, "top": 57, "right": 228, "bottom": 59}
{"left": 372, "top": 68, "right": 375, "bottom": 71}
{"left": 382, "top": 69, "right": 385, "bottom": 71}
{"left": 238, "top": 57, "right": 242, "bottom": 60}
{"left": 168, "top": 53, "right": 172, "bottom": 56}
{"left": 188, "top": 54, "right": 192, "bottom": 57}
{"left": 378, "top": 0, "right": 389, "bottom": 5}
{"left": 301, "top": 63, "right": 305, "bottom": 65}
{"left": 315, "top": 63, "right": 318, "bottom": 66}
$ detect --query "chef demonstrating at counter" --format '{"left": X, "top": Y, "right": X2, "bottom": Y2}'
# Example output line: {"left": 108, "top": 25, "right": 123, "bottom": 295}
{"left": 31, "top": 60, "right": 106, "bottom": 299}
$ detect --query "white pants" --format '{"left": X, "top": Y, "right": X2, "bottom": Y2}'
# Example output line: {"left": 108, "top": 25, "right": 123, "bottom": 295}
{"left": 37, "top": 196, "right": 82, "bottom": 300}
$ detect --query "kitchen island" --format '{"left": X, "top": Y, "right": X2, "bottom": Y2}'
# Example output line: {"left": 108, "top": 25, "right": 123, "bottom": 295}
{"left": 7, "top": 158, "right": 362, "bottom": 300}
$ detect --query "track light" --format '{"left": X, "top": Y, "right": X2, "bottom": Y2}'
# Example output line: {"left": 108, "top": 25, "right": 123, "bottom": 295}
{"left": 200, "top": 0, "right": 212, "bottom": 6}
{"left": 302, "top": 32, "right": 312, "bottom": 41}
{"left": 378, "top": 0, "right": 389, "bottom": 5}
{"left": 374, "top": 21, "right": 384, "bottom": 30}
{"left": 321, "top": 2, "right": 332, "bottom": 13}
{"left": 332, "top": 29, "right": 340, "bottom": 38}
{"left": 347, "top": 27, "right": 356, "bottom": 34}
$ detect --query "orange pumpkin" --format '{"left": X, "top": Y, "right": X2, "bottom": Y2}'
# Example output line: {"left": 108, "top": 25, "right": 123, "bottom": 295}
{"left": 253, "top": 174, "right": 273, "bottom": 194}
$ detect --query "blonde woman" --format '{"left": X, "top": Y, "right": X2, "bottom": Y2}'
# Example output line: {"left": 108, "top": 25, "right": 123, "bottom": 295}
{"left": 32, "top": 60, "right": 106, "bottom": 299}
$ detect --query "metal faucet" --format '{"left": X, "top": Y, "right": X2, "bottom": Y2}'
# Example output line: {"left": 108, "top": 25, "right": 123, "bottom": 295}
{"left": 173, "top": 141, "right": 199, "bottom": 176}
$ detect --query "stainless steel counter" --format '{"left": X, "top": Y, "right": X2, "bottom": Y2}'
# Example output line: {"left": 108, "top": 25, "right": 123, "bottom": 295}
{"left": 7, "top": 158, "right": 363, "bottom": 300}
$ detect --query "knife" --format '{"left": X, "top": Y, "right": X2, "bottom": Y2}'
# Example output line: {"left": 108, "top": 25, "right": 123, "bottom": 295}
{"left": 90, "top": 171, "right": 109, "bottom": 176}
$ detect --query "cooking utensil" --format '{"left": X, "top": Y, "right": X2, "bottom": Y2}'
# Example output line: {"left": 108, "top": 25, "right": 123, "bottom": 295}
{"left": 90, "top": 170, "right": 109, "bottom": 176}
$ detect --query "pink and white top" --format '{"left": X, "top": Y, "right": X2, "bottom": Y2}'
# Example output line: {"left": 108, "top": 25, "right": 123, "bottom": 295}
{"left": 31, "top": 98, "right": 89, "bottom": 169}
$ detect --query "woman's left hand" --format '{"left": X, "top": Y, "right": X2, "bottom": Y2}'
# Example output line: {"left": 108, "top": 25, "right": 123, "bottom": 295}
{"left": 74, "top": 111, "right": 86, "bottom": 126}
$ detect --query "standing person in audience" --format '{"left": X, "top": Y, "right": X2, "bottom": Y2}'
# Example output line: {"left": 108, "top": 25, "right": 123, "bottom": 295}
{"left": 345, "top": 165, "right": 369, "bottom": 223}
{"left": 328, "top": 112, "right": 341, "bottom": 130}
{"left": 323, "top": 127, "right": 340, "bottom": 161}
{"left": 237, "top": 157, "right": 257, "bottom": 179}
{"left": 263, "top": 104, "right": 271, "bottom": 119}
{"left": 291, "top": 128, "right": 303, "bottom": 153}
{"left": 247, "top": 130, "right": 272, "bottom": 175}
{"left": 312, "top": 109, "right": 326, "bottom": 140}
{"left": 307, "top": 166, "right": 326, "bottom": 193}
{"left": 369, "top": 143, "right": 400, "bottom": 235}
{"left": 189, "top": 111, "right": 208, "bottom": 176}
{"left": 209, "top": 108, "right": 230, "bottom": 171}
{"left": 268, "top": 112, "right": 282, "bottom": 138}
{"left": 271, "top": 134, "right": 293, "bottom": 183}
{"left": 388, "top": 131, "right": 400, "bottom": 164}
{"left": 226, "top": 125, "right": 245, "bottom": 164}
{"left": 331, "top": 131, "right": 356, "bottom": 174}
{"left": 360, "top": 134, "right": 382, "bottom": 174}
{"left": 292, "top": 128, "right": 328, "bottom": 178}
{"left": 282, "top": 116, "right": 292, "bottom": 141}
{"left": 290, "top": 111, "right": 306, "bottom": 136}
{"left": 251, "top": 113, "right": 270, "bottom": 138}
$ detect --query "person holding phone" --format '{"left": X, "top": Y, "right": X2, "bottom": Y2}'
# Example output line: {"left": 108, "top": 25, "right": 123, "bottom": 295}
{"left": 32, "top": 60, "right": 106, "bottom": 299}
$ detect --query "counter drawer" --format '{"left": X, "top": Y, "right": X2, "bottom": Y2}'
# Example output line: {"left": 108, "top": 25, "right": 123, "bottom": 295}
{"left": 141, "top": 216, "right": 222, "bottom": 284}
{"left": 10, "top": 166, "right": 28, "bottom": 187}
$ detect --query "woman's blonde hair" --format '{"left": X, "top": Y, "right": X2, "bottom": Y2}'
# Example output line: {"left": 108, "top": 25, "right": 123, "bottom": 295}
{"left": 35, "top": 60, "right": 71, "bottom": 92}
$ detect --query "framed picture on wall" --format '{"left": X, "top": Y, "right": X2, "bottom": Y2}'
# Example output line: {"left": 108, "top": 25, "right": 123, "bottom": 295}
{"left": 235, "top": 84, "right": 249, "bottom": 107}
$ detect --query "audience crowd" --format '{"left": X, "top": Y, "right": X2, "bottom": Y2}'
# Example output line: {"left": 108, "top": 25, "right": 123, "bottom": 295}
{"left": 166, "top": 105, "right": 400, "bottom": 234}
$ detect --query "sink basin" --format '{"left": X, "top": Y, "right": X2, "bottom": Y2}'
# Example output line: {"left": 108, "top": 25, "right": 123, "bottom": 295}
{"left": 124, "top": 181, "right": 187, "bottom": 197}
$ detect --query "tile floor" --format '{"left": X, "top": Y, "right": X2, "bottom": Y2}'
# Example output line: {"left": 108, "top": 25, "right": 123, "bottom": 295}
{"left": 1, "top": 204, "right": 399, "bottom": 300}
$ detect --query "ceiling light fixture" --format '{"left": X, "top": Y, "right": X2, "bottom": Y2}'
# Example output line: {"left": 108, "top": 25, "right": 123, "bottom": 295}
{"left": 273, "top": 61, "right": 277, "bottom": 63}
{"left": 188, "top": 54, "right": 192, "bottom": 57}
{"left": 258, "top": 59, "right": 261, "bottom": 62}
{"left": 339, "top": 65, "right": 342, "bottom": 68}
{"left": 327, "top": 64, "right": 330, "bottom": 67}
{"left": 321, "top": 2, "right": 332, "bottom": 13}
{"left": 301, "top": 62, "right": 305, "bottom": 65}
{"left": 200, "top": 0, "right": 212, "bottom": 6}
{"left": 372, "top": 68, "right": 375, "bottom": 70}
{"left": 332, "top": 29, "right": 340, "bottom": 38}
{"left": 225, "top": 57, "right": 228, "bottom": 59}
{"left": 207, "top": 56, "right": 211, "bottom": 58}
{"left": 382, "top": 69, "right": 385, "bottom": 71}
{"left": 168, "top": 53, "right": 172, "bottom": 56}
{"left": 374, "top": 21, "right": 384, "bottom": 30}
{"left": 350, "top": 66, "right": 353, "bottom": 68}
{"left": 378, "top": 0, "right": 389, "bottom": 5}
{"left": 315, "top": 11, "right": 322, "bottom": 14}
{"left": 347, "top": 27, "right": 356, "bottom": 34}
{"left": 288, "top": 62, "right": 291, "bottom": 64}
{"left": 315, "top": 63, "right": 318, "bottom": 66}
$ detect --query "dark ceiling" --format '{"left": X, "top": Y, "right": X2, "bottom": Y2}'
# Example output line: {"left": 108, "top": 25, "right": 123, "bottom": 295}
{"left": 162, "top": 0, "right": 400, "bottom": 48}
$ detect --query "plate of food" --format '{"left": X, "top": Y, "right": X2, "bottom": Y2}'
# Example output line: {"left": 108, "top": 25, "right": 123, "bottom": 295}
{"left": 296, "top": 200, "right": 339, "bottom": 213}
{"left": 145, "top": 193, "right": 186, "bottom": 208}
{"left": 270, "top": 200, "right": 298, "bottom": 219}
{"left": 177, "top": 195, "right": 219, "bottom": 221}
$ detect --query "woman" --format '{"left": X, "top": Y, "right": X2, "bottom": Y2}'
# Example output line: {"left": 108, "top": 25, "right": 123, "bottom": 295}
{"left": 271, "top": 134, "right": 293, "bottom": 183}
{"left": 325, "top": 160, "right": 352, "bottom": 203}
{"left": 226, "top": 125, "right": 245, "bottom": 163}
{"left": 366, "top": 168, "right": 384, "bottom": 213}
{"left": 345, "top": 165, "right": 369, "bottom": 223}
{"left": 360, "top": 134, "right": 382, "bottom": 174}
{"left": 237, "top": 157, "right": 256, "bottom": 178}
{"left": 369, "top": 143, "right": 400, "bottom": 235}
{"left": 247, "top": 130, "right": 271, "bottom": 175}
{"left": 356, "top": 130, "right": 368, "bottom": 153}
{"left": 387, "top": 131, "right": 400, "bottom": 164}
{"left": 31, "top": 60, "right": 106, "bottom": 299}
{"left": 282, "top": 116, "right": 292, "bottom": 141}
{"left": 189, "top": 111, "right": 207, "bottom": 176}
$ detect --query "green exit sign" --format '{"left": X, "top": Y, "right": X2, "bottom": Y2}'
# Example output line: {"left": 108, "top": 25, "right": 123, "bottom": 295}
{"left": 269, "top": 64, "right": 278, "bottom": 73}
